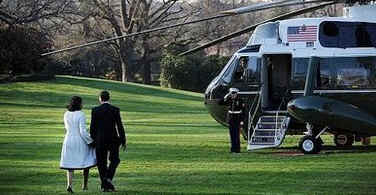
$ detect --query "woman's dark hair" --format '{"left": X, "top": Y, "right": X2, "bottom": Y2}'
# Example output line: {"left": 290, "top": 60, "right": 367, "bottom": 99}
{"left": 67, "top": 96, "right": 82, "bottom": 111}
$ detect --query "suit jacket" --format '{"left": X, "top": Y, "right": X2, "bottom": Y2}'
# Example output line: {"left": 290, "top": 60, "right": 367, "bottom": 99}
{"left": 90, "top": 103, "right": 126, "bottom": 146}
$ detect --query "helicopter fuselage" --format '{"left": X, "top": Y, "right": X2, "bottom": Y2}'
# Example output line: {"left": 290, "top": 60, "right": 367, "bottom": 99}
{"left": 205, "top": 7, "right": 376, "bottom": 139}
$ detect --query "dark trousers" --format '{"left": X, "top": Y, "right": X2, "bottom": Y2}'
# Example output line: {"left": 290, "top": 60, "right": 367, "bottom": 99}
{"left": 229, "top": 115, "right": 241, "bottom": 152}
{"left": 96, "top": 143, "right": 120, "bottom": 186}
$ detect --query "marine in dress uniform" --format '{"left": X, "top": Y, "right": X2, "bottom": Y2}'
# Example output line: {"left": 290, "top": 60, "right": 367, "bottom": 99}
{"left": 224, "top": 88, "right": 245, "bottom": 153}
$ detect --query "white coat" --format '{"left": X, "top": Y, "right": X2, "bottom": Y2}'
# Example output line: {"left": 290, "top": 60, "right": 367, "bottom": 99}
{"left": 60, "top": 111, "right": 96, "bottom": 169}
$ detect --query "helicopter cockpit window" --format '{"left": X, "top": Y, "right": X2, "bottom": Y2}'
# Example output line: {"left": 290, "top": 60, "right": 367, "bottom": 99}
{"left": 234, "top": 57, "right": 248, "bottom": 82}
{"left": 221, "top": 56, "right": 260, "bottom": 84}
{"left": 222, "top": 56, "right": 238, "bottom": 84}
{"left": 320, "top": 21, "right": 376, "bottom": 48}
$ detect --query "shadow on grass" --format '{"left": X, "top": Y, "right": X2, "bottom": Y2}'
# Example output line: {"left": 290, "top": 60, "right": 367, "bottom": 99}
{"left": 2, "top": 169, "right": 375, "bottom": 194}
{"left": 322, "top": 145, "right": 376, "bottom": 154}
{"left": 1, "top": 169, "right": 375, "bottom": 194}
{"left": 0, "top": 90, "right": 204, "bottom": 114}
{"left": 0, "top": 121, "right": 62, "bottom": 125}
{"left": 3, "top": 139, "right": 376, "bottom": 162}
{"left": 127, "top": 121, "right": 221, "bottom": 128}
{"left": 0, "top": 141, "right": 226, "bottom": 162}
{"left": 0, "top": 102, "right": 64, "bottom": 109}
{"left": 118, "top": 191, "right": 246, "bottom": 195}
{"left": 262, "top": 145, "right": 376, "bottom": 156}
{"left": 53, "top": 76, "right": 203, "bottom": 102}
{"left": 97, "top": 169, "right": 376, "bottom": 194}
{"left": 1, "top": 143, "right": 376, "bottom": 194}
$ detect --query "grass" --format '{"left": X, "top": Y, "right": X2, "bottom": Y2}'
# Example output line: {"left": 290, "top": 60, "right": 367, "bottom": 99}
{"left": 1, "top": 75, "right": 376, "bottom": 195}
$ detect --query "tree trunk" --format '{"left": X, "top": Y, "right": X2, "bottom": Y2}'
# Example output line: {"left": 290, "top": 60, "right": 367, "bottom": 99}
{"left": 119, "top": 39, "right": 126, "bottom": 82}
{"left": 121, "top": 59, "right": 127, "bottom": 82}
{"left": 143, "top": 62, "right": 151, "bottom": 84}
{"left": 141, "top": 34, "right": 151, "bottom": 84}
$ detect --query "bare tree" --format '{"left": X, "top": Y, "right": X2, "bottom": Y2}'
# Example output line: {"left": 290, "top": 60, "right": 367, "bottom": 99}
{"left": 189, "top": 0, "right": 260, "bottom": 56}
{"left": 0, "top": 0, "right": 97, "bottom": 52}
{"left": 0, "top": 0, "right": 81, "bottom": 25}
{"left": 88, "top": 0, "right": 198, "bottom": 83}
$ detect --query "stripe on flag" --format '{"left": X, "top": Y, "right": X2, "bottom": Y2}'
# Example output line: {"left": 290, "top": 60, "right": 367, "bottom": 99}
{"left": 287, "top": 25, "right": 318, "bottom": 42}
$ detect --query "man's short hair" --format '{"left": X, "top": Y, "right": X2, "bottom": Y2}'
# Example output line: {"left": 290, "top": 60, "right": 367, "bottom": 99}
{"left": 100, "top": 90, "right": 110, "bottom": 101}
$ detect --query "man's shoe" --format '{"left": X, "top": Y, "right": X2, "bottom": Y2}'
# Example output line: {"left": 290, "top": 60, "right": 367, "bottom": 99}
{"left": 66, "top": 186, "right": 74, "bottom": 193}
{"left": 106, "top": 179, "right": 116, "bottom": 191}
{"left": 107, "top": 182, "right": 116, "bottom": 192}
{"left": 101, "top": 188, "right": 110, "bottom": 192}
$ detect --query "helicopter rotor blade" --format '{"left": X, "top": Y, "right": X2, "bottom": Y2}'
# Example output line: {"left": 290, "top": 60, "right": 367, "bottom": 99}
{"left": 221, "top": 0, "right": 331, "bottom": 15}
{"left": 41, "top": 14, "right": 229, "bottom": 56}
{"left": 179, "top": 1, "right": 336, "bottom": 56}
{"left": 41, "top": 0, "right": 337, "bottom": 56}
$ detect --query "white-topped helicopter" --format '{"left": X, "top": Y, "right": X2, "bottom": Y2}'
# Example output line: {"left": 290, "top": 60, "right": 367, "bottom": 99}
{"left": 44, "top": 0, "right": 376, "bottom": 154}
{"left": 195, "top": 0, "right": 376, "bottom": 154}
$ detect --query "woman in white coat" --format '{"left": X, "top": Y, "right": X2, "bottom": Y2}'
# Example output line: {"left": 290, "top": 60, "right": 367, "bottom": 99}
{"left": 60, "top": 96, "right": 96, "bottom": 193}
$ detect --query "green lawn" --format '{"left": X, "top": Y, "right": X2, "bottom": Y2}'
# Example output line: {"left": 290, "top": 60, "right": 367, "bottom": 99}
{"left": 1, "top": 75, "right": 376, "bottom": 195}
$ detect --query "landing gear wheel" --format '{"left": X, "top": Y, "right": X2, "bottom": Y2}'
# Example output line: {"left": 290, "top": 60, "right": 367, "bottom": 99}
{"left": 299, "top": 135, "right": 322, "bottom": 154}
{"left": 334, "top": 134, "right": 354, "bottom": 147}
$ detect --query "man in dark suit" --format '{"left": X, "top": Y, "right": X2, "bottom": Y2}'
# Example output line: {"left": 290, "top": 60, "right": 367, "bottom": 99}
{"left": 90, "top": 90, "right": 126, "bottom": 192}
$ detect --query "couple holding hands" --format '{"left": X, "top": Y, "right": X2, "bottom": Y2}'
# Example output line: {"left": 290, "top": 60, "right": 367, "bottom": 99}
{"left": 59, "top": 91, "right": 126, "bottom": 193}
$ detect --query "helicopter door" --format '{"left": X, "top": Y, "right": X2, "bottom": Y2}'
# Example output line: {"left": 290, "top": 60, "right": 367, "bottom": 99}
{"left": 261, "top": 54, "right": 292, "bottom": 110}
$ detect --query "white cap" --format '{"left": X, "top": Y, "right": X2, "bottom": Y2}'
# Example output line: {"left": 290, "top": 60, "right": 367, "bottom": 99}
{"left": 229, "top": 88, "right": 240, "bottom": 93}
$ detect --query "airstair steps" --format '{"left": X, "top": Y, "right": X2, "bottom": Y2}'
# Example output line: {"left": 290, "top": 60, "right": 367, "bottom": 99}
{"left": 248, "top": 112, "right": 291, "bottom": 150}
{"left": 254, "top": 130, "right": 275, "bottom": 136}
{"left": 257, "top": 123, "right": 283, "bottom": 129}
{"left": 260, "top": 116, "right": 285, "bottom": 122}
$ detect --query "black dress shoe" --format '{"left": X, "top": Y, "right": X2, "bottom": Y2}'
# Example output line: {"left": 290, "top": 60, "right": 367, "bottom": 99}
{"left": 101, "top": 188, "right": 110, "bottom": 192}
{"left": 66, "top": 186, "right": 74, "bottom": 193}
{"left": 106, "top": 181, "right": 116, "bottom": 192}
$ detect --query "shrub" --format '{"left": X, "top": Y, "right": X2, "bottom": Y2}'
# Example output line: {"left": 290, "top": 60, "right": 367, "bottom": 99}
{"left": 198, "top": 55, "right": 230, "bottom": 92}
{"left": 160, "top": 52, "right": 198, "bottom": 91}
{"left": 0, "top": 26, "right": 52, "bottom": 75}
{"left": 160, "top": 44, "right": 228, "bottom": 92}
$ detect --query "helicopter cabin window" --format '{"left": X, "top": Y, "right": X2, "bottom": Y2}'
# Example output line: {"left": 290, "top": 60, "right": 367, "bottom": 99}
{"left": 291, "top": 57, "right": 376, "bottom": 90}
{"left": 319, "top": 21, "right": 376, "bottom": 48}
{"left": 291, "top": 58, "right": 309, "bottom": 90}
{"left": 317, "top": 60, "right": 331, "bottom": 89}
{"left": 328, "top": 57, "right": 376, "bottom": 89}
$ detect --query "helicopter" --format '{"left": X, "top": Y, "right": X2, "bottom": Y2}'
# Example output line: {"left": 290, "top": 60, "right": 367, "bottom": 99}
{"left": 43, "top": 0, "right": 376, "bottom": 154}
{"left": 196, "top": 0, "right": 376, "bottom": 154}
